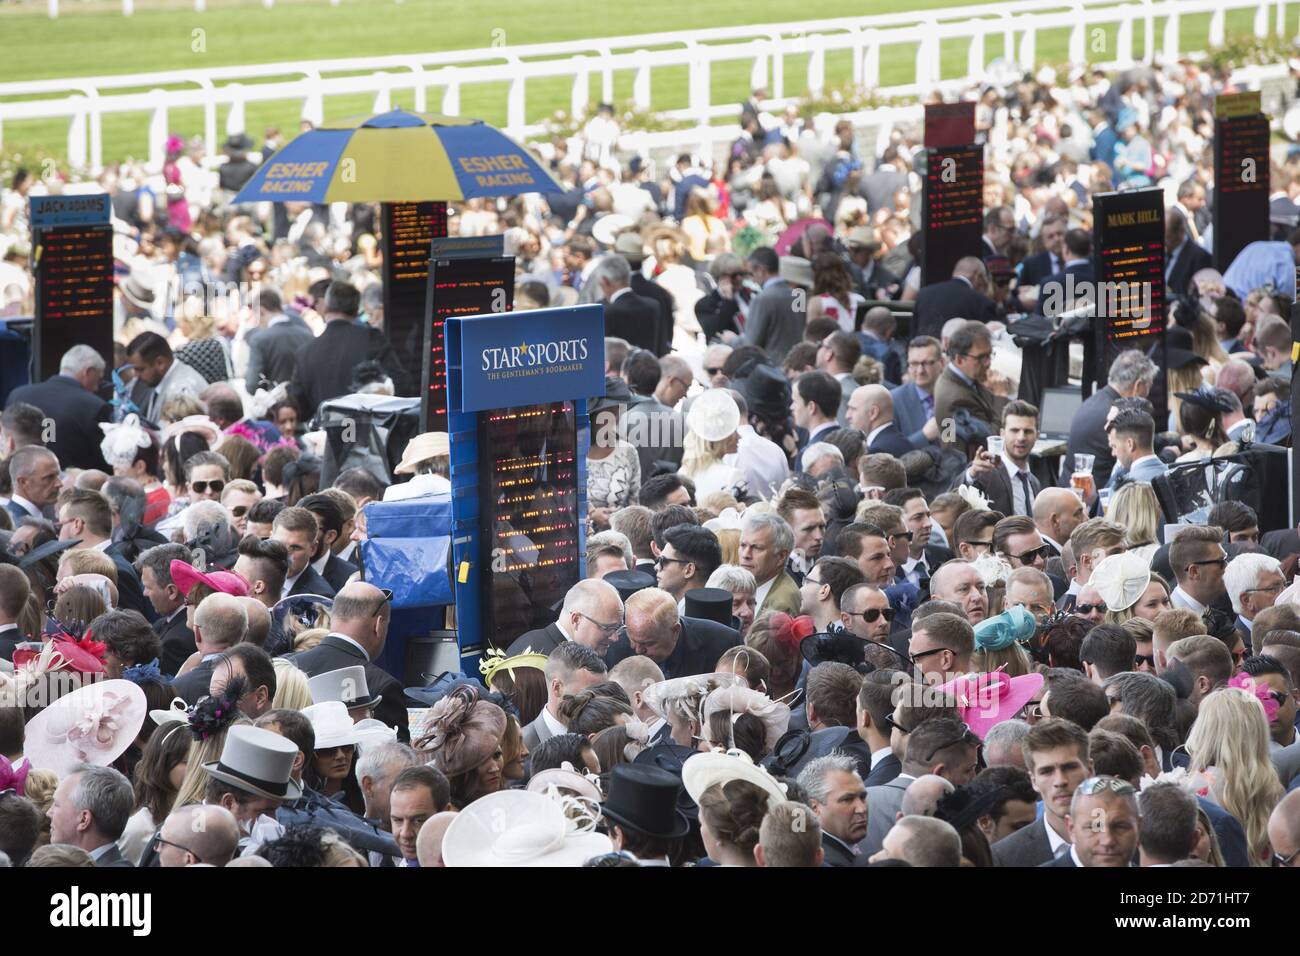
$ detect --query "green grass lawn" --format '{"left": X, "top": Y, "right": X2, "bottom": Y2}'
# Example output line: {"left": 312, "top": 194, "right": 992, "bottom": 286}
{"left": 0, "top": 0, "right": 1268, "bottom": 168}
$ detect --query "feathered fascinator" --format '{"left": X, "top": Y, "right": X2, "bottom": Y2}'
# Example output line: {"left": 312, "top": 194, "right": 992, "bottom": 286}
{"left": 1228, "top": 672, "right": 1280, "bottom": 723}
{"left": 187, "top": 675, "right": 248, "bottom": 742}
{"left": 956, "top": 484, "right": 991, "bottom": 511}
{"left": 416, "top": 685, "right": 507, "bottom": 777}
{"left": 121, "top": 659, "right": 165, "bottom": 687}
{"left": 15, "top": 624, "right": 106, "bottom": 675}
{"left": 100, "top": 414, "right": 154, "bottom": 470}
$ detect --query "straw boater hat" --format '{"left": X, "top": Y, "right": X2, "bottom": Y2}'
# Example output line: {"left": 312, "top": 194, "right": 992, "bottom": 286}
{"left": 201, "top": 724, "right": 303, "bottom": 802}
{"left": 844, "top": 226, "right": 881, "bottom": 251}
{"left": 441, "top": 789, "right": 613, "bottom": 867}
{"left": 778, "top": 256, "right": 814, "bottom": 287}
{"left": 302, "top": 701, "right": 364, "bottom": 750}
{"left": 23, "top": 679, "right": 148, "bottom": 778}
{"left": 686, "top": 388, "right": 741, "bottom": 443}
{"left": 1089, "top": 552, "right": 1152, "bottom": 613}
{"left": 160, "top": 415, "right": 224, "bottom": 450}
{"left": 307, "top": 665, "right": 382, "bottom": 710}
{"left": 613, "top": 231, "right": 647, "bottom": 263}
{"left": 393, "top": 432, "right": 450, "bottom": 476}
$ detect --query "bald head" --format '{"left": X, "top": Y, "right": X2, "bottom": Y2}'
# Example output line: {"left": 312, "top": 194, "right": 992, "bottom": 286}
{"left": 236, "top": 596, "right": 271, "bottom": 647}
{"left": 416, "top": 811, "right": 459, "bottom": 867}
{"left": 160, "top": 804, "right": 241, "bottom": 867}
{"left": 900, "top": 774, "right": 955, "bottom": 818}
{"left": 953, "top": 256, "right": 988, "bottom": 290}
{"left": 1215, "top": 360, "right": 1256, "bottom": 403}
{"left": 225, "top": 855, "right": 272, "bottom": 868}
{"left": 330, "top": 581, "right": 390, "bottom": 654}
{"left": 848, "top": 384, "right": 893, "bottom": 433}
{"left": 1269, "top": 789, "right": 1300, "bottom": 866}
{"left": 1033, "top": 486, "right": 1087, "bottom": 546}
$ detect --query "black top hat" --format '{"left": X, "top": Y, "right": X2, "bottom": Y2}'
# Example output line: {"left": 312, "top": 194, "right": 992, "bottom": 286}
{"left": 683, "top": 588, "right": 733, "bottom": 628}
{"left": 1165, "top": 326, "right": 1207, "bottom": 370}
{"left": 800, "top": 629, "right": 872, "bottom": 669}
{"left": 604, "top": 569, "right": 656, "bottom": 603}
{"left": 741, "top": 363, "right": 791, "bottom": 421}
{"left": 600, "top": 764, "right": 691, "bottom": 840}
{"left": 224, "top": 133, "right": 254, "bottom": 152}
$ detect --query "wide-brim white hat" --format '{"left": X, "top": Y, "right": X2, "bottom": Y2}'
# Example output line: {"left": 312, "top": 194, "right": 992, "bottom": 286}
{"left": 160, "top": 415, "right": 224, "bottom": 449}
{"left": 24, "top": 679, "right": 148, "bottom": 779}
{"left": 682, "top": 748, "right": 787, "bottom": 807}
{"left": 1090, "top": 551, "right": 1151, "bottom": 612}
{"left": 201, "top": 724, "right": 303, "bottom": 802}
{"left": 686, "top": 389, "right": 741, "bottom": 443}
{"left": 527, "top": 767, "right": 603, "bottom": 802}
{"left": 149, "top": 696, "right": 190, "bottom": 727}
{"left": 442, "top": 789, "right": 612, "bottom": 867}
{"left": 592, "top": 213, "right": 635, "bottom": 247}
{"left": 302, "top": 701, "right": 364, "bottom": 750}
{"left": 353, "top": 718, "right": 398, "bottom": 751}
{"left": 394, "top": 431, "right": 449, "bottom": 476}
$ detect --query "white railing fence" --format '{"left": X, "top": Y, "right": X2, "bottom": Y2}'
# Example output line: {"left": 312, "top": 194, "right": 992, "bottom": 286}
{"left": 1, "top": 0, "right": 1294, "bottom": 173}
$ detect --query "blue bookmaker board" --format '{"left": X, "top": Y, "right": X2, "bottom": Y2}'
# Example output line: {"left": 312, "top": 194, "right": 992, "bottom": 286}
{"left": 445, "top": 304, "right": 606, "bottom": 669}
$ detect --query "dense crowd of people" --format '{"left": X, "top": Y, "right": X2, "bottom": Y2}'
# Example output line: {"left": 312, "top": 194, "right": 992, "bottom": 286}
{"left": 1, "top": 52, "right": 1300, "bottom": 869}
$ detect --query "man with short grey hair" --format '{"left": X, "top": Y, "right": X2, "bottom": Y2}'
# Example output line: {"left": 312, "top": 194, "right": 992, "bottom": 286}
{"left": 507, "top": 577, "right": 625, "bottom": 657}
{"left": 47, "top": 765, "right": 134, "bottom": 866}
{"left": 599, "top": 253, "right": 661, "bottom": 354}
{"left": 900, "top": 773, "right": 955, "bottom": 818}
{"left": 796, "top": 752, "right": 868, "bottom": 866}
{"left": 6, "top": 343, "right": 110, "bottom": 471}
{"left": 5, "top": 445, "right": 61, "bottom": 525}
{"left": 983, "top": 719, "right": 1031, "bottom": 770}
{"left": 354, "top": 740, "right": 420, "bottom": 867}
{"left": 800, "top": 441, "right": 843, "bottom": 477}
{"left": 739, "top": 511, "right": 800, "bottom": 616}
{"left": 1224, "top": 552, "right": 1285, "bottom": 641}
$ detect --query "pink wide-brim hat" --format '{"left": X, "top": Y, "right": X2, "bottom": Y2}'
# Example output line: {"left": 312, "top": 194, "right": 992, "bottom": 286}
{"left": 24, "top": 679, "right": 148, "bottom": 778}
{"left": 933, "top": 670, "right": 1044, "bottom": 741}
{"left": 169, "top": 560, "right": 249, "bottom": 598}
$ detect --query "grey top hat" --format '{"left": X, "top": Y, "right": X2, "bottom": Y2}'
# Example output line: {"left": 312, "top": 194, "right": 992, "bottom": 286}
{"left": 201, "top": 725, "right": 303, "bottom": 802}
{"left": 307, "top": 665, "right": 382, "bottom": 710}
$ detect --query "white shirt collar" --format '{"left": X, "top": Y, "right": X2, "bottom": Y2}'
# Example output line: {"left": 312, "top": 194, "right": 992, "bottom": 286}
{"left": 310, "top": 552, "right": 330, "bottom": 575}
{"left": 1171, "top": 585, "right": 1206, "bottom": 615}
{"left": 0, "top": 622, "right": 18, "bottom": 633}
{"left": 90, "top": 539, "right": 112, "bottom": 553}
{"left": 542, "top": 706, "right": 568, "bottom": 737}
{"left": 1045, "top": 815, "right": 1070, "bottom": 855}
{"left": 1039, "top": 532, "right": 1062, "bottom": 552}
{"left": 646, "top": 717, "right": 667, "bottom": 739}
{"left": 87, "top": 842, "right": 115, "bottom": 862}
{"left": 866, "top": 423, "right": 891, "bottom": 446}
{"left": 1068, "top": 844, "right": 1084, "bottom": 867}
{"left": 283, "top": 569, "right": 302, "bottom": 592}
{"left": 9, "top": 494, "right": 40, "bottom": 518}
{"left": 1131, "top": 454, "right": 1161, "bottom": 471}
{"left": 754, "top": 574, "right": 776, "bottom": 608}
{"left": 870, "top": 746, "right": 892, "bottom": 769}
{"left": 609, "top": 286, "right": 634, "bottom": 303}
{"left": 554, "top": 613, "right": 575, "bottom": 642}
{"left": 328, "top": 632, "right": 370, "bottom": 661}
{"left": 1001, "top": 451, "right": 1029, "bottom": 476}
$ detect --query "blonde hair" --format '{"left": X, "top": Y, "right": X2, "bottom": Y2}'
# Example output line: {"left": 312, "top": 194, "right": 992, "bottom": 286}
{"left": 715, "top": 528, "right": 740, "bottom": 566}
{"left": 272, "top": 658, "right": 314, "bottom": 710}
{"left": 972, "top": 642, "right": 1033, "bottom": 677}
{"left": 159, "top": 393, "right": 206, "bottom": 426}
{"left": 1108, "top": 483, "right": 1160, "bottom": 548}
{"left": 176, "top": 297, "right": 216, "bottom": 341}
{"left": 173, "top": 719, "right": 251, "bottom": 809}
{"left": 320, "top": 830, "right": 368, "bottom": 866}
{"left": 1166, "top": 365, "right": 1210, "bottom": 430}
{"left": 23, "top": 768, "right": 59, "bottom": 816}
{"left": 1104, "top": 576, "right": 1169, "bottom": 626}
{"left": 293, "top": 627, "right": 328, "bottom": 653}
{"left": 679, "top": 430, "right": 732, "bottom": 478}
{"left": 1185, "top": 688, "right": 1284, "bottom": 865}
{"left": 59, "top": 549, "right": 118, "bottom": 584}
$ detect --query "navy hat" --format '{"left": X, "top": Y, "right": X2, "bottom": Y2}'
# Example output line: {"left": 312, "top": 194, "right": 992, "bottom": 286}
{"left": 683, "top": 588, "right": 733, "bottom": 628}
{"left": 604, "top": 569, "right": 656, "bottom": 603}
{"left": 600, "top": 764, "right": 691, "bottom": 840}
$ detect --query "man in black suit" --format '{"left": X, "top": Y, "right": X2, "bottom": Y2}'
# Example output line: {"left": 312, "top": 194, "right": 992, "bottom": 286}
{"left": 599, "top": 255, "right": 663, "bottom": 355}
{"left": 0, "top": 565, "right": 29, "bottom": 662}
{"left": 798, "top": 752, "right": 868, "bottom": 866}
{"left": 297, "top": 494, "right": 357, "bottom": 593}
{"left": 1062, "top": 348, "right": 1158, "bottom": 488}
{"left": 952, "top": 400, "right": 1043, "bottom": 517}
{"left": 735, "top": 246, "right": 805, "bottom": 365}
{"left": 6, "top": 344, "right": 111, "bottom": 472}
{"left": 137, "top": 543, "right": 198, "bottom": 676}
{"left": 991, "top": 718, "right": 1093, "bottom": 867}
{"left": 55, "top": 488, "right": 156, "bottom": 623}
{"left": 272, "top": 505, "right": 336, "bottom": 598}
{"left": 614, "top": 235, "right": 674, "bottom": 357}
{"left": 980, "top": 206, "right": 1016, "bottom": 260}
{"left": 1038, "top": 778, "right": 1141, "bottom": 867}
{"left": 290, "top": 280, "right": 411, "bottom": 421}
{"left": 604, "top": 588, "right": 740, "bottom": 680}
{"left": 48, "top": 766, "right": 135, "bottom": 867}
{"left": 1016, "top": 214, "right": 1068, "bottom": 289}
{"left": 912, "top": 257, "right": 999, "bottom": 340}
{"left": 857, "top": 671, "right": 902, "bottom": 786}
{"left": 245, "top": 287, "right": 313, "bottom": 391}
{"left": 845, "top": 384, "right": 913, "bottom": 457}
{"left": 171, "top": 591, "right": 248, "bottom": 705}
{"left": 506, "top": 578, "right": 624, "bottom": 658}
{"left": 1034, "top": 229, "right": 1096, "bottom": 318}
{"left": 288, "top": 581, "right": 410, "bottom": 740}
{"left": 1164, "top": 210, "right": 1213, "bottom": 298}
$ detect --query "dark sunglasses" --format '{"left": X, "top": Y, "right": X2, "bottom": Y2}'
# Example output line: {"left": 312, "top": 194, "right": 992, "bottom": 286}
{"left": 1134, "top": 654, "right": 1156, "bottom": 667}
{"left": 888, "top": 530, "right": 914, "bottom": 543}
{"left": 1074, "top": 602, "right": 1108, "bottom": 615}
{"left": 1273, "top": 846, "right": 1300, "bottom": 867}
{"left": 191, "top": 479, "right": 226, "bottom": 494}
{"left": 883, "top": 711, "right": 912, "bottom": 735}
{"left": 317, "top": 744, "right": 355, "bottom": 756}
{"left": 655, "top": 555, "right": 692, "bottom": 569}
{"left": 704, "top": 366, "right": 725, "bottom": 377}
{"left": 230, "top": 505, "right": 249, "bottom": 518}
{"left": 1187, "top": 557, "right": 1227, "bottom": 571}
{"left": 909, "top": 646, "right": 948, "bottom": 665}
{"left": 1010, "top": 545, "right": 1050, "bottom": 564}
{"left": 922, "top": 725, "right": 980, "bottom": 762}
{"left": 847, "top": 607, "right": 895, "bottom": 623}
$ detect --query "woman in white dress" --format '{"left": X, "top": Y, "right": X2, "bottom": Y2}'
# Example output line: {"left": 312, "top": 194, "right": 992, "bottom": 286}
{"left": 586, "top": 377, "right": 641, "bottom": 531}
{"left": 805, "top": 252, "right": 864, "bottom": 334}
{"left": 679, "top": 389, "right": 748, "bottom": 502}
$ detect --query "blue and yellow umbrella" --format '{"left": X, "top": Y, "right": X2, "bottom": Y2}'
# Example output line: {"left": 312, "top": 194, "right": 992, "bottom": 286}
{"left": 232, "top": 108, "right": 561, "bottom": 204}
